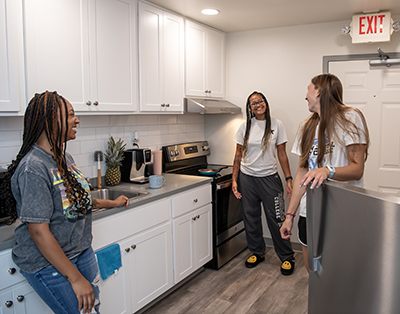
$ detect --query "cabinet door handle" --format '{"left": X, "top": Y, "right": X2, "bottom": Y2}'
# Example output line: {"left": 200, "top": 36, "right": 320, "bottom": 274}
{"left": 8, "top": 267, "right": 16, "bottom": 275}
{"left": 17, "top": 295, "right": 24, "bottom": 302}
{"left": 125, "top": 248, "right": 130, "bottom": 253}
{"left": 196, "top": 215, "right": 200, "bottom": 219}
{"left": 5, "top": 300, "right": 13, "bottom": 308}
{"left": 86, "top": 101, "right": 92, "bottom": 106}
{"left": 131, "top": 244, "right": 136, "bottom": 249}
{"left": 93, "top": 101, "right": 99, "bottom": 106}
{"left": 192, "top": 217, "right": 197, "bottom": 221}
{"left": 166, "top": 103, "right": 170, "bottom": 107}
{"left": 161, "top": 103, "right": 166, "bottom": 107}
{"left": 193, "top": 198, "right": 198, "bottom": 203}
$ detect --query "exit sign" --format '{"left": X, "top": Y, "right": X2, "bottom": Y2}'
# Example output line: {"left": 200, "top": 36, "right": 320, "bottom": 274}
{"left": 351, "top": 12, "right": 392, "bottom": 43}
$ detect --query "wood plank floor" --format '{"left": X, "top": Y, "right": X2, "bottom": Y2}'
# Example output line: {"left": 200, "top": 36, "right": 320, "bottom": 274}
{"left": 143, "top": 247, "right": 309, "bottom": 314}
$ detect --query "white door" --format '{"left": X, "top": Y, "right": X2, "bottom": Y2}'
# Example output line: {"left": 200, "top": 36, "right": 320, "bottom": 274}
{"left": 97, "top": 244, "right": 130, "bottom": 314}
{"left": 88, "top": 0, "right": 138, "bottom": 112}
{"left": 13, "top": 282, "right": 53, "bottom": 314}
{"left": 206, "top": 29, "right": 225, "bottom": 98}
{"left": 138, "top": 3, "right": 183, "bottom": 112}
{"left": 329, "top": 60, "right": 400, "bottom": 195}
{"left": 162, "top": 11, "right": 184, "bottom": 111}
{"left": 193, "top": 204, "right": 212, "bottom": 267}
{"left": 172, "top": 211, "right": 195, "bottom": 283}
{"left": 0, "top": 0, "right": 25, "bottom": 113}
{"left": 24, "top": 0, "right": 137, "bottom": 112}
{"left": 24, "top": 0, "right": 90, "bottom": 106}
{"left": 128, "top": 222, "right": 173, "bottom": 313}
{"left": 185, "top": 21, "right": 207, "bottom": 97}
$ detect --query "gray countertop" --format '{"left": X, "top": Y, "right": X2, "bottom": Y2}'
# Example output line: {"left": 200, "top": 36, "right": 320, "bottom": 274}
{"left": 0, "top": 173, "right": 212, "bottom": 251}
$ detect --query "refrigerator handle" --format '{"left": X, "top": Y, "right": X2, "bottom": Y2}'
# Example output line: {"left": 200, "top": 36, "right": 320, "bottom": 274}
{"left": 307, "top": 186, "right": 323, "bottom": 273}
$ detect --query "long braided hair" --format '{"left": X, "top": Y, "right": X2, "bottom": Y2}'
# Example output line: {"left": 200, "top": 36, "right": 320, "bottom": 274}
{"left": 242, "top": 91, "right": 272, "bottom": 158}
{"left": 0, "top": 91, "right": 91, "bottom": 225}
{"left": 299, "top": 74, "right": 370, "bottom": 168}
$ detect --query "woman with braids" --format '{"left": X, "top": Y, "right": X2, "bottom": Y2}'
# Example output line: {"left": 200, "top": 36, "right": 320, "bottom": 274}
{"left": 0, "top": 91, "right": 129, "bottom": 314}
{"left": 280, "top": 74, "right": 370, "bottom": 272}
{"left": 232, "top": 91, "right": 295, "bottom": 274}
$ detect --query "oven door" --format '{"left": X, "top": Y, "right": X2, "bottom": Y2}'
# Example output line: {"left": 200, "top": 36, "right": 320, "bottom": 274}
{"left": 214, "top": 179, "right": 244, "bottom": 245}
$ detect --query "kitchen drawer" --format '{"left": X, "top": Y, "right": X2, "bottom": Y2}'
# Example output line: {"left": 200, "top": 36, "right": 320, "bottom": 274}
{"left": 92, "top": 198, "right": 171, "bottom": 251}
{"left": 171, "top": 185, "right": 212, "bottom": 218}
{"left": 0, "top": 249, "right": 25, "bottom": 290}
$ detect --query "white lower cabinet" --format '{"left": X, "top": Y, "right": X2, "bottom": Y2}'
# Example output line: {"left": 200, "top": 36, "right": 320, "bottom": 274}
{"left": 0, "top": 250, "right": 52, "bottom": 314}
{"left": 172, "top": 204, "right": 212, "bottom": 283}
{"left": 98, "top": 222, "right": 173, "bottom": 314}
{"left": 0, "top": 183, "right": 211, "bottom": 314}
{"left": 125, "top": 222, "right": 173, "bottom": 312}
{"left": 0, "top": 283, "right": 53, "bottom": 314}
{"left": 171, "top": 184, "right": 213, "bottom": 283}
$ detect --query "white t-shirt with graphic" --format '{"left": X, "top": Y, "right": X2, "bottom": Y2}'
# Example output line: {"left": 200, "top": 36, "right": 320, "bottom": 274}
{"left": 292, "top": 110, "right": 367, "bottom": 217}
{"left": 234, "top": 117, "right": 288, "bottom": 177}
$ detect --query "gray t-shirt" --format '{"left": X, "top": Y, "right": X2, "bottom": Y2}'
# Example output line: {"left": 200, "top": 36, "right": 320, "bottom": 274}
{"left": 11, "top": 144, "right": 92, "bottom": 273}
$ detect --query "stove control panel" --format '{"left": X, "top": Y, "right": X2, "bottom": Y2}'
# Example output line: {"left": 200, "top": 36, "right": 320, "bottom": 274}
{"left": 163, "top": 141, "right": 210, "bottom": 162}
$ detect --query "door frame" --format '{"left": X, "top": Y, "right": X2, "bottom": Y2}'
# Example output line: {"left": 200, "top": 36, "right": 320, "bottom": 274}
{"left": 323, "top": 52, "right": 400, "bottom": 73}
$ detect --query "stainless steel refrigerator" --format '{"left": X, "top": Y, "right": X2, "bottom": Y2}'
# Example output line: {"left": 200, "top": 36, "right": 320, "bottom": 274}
{"left": 307, "top": 181, "right": 400, "bottom": 314}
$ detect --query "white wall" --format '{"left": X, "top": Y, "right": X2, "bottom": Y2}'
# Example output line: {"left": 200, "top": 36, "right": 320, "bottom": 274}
{"left": 206, "top": 17, "right": 400, "bottom": 243}
{"left": 0, "top": 114, "right": 205, "bottom": 177}
{"left": 208, "top": 17, "right": 400, "bottom": 166}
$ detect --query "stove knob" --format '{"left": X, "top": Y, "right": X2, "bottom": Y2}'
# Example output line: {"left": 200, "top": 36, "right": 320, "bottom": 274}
{"left": 170, "top": 150, "right": 175, "bottom": 157}
{"left": 175, "top": 150, "right": 180, "bottom": 156}
{"left": 202, "top": 145, "right": 209, "bottom": 151}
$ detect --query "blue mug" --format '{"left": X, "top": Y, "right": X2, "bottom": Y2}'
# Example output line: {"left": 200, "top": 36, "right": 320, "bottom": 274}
{"left": 149, "top": 175, "right": 166, "bottom": 189}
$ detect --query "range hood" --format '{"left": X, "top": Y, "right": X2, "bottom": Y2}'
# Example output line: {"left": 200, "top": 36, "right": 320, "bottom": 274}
{"left": 184, "top": 97, "right": 242, "bottom": 114}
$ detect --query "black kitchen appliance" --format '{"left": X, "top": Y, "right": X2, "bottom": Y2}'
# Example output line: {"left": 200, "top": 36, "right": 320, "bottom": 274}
{"left": 162, "top": 141, "right": 247, "bottom": 269}
{"left": 120, "top": 148, "right": 152, "bottom": 184}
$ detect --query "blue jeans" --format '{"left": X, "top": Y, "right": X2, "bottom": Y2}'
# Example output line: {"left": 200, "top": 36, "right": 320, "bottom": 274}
{"left": 20, "top": 247, "right": 100, "bottom": 314}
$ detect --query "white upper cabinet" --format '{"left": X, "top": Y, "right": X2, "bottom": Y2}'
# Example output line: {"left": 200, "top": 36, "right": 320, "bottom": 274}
{"left": 0, "top": 0, "right": 25, "bottom": 113}
{"left": 24, "top": 0, "right": 138, "bottom": 113}
{"left": 185, "top": 20, "right": 225, "bottom": 98}
{"left": 138, "top": 2, "right": 184, "bottom": 112}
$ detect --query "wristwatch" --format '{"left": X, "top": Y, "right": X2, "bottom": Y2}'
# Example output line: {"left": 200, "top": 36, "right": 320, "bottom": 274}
{"left": 326, "top": 165, "right": 335, "bottom": 179}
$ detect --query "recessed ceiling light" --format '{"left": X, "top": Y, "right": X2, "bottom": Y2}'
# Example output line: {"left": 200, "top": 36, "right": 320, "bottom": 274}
{"left": 201, "top": 9, "right": 219, "bottom": 15}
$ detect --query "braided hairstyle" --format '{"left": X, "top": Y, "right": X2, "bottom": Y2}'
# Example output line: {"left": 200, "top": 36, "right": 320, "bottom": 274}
{"left": 242, "top": 91, "right": 272, "bottom": 158}
{"left": 0, "top": 91, "right": 91, "bottom": 225}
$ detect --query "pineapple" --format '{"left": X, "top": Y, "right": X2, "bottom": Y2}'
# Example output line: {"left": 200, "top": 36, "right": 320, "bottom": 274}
{"left": 104, "top": 136, "right": 126, "bottom": 186}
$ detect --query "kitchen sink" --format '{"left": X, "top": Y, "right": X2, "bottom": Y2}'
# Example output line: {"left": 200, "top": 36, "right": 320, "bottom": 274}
{"left": 90, "top": 188, "right": 149, "bottom": 212}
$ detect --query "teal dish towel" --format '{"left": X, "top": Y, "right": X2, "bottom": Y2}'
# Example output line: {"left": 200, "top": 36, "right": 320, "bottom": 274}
{"left": 95, "top": 243, "right": 122, "bottom": 280}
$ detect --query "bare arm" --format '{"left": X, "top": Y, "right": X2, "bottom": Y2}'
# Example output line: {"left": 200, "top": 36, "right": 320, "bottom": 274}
{"left": 92, "top": 195, "right": 129, "bottom": 209}
{"left": 28, "top": 223, "right": 95, "bottom": 313}
{"left": 276, "top": 143, "right": 293, "bottom": 199}
{"left": 300, "top": 144, "right": 366, "bottom": 189}
{"left": 280, "top": 162, "right": 308, "bottom": 239}
{"left": 232, "top": 144, "right": 243, "bottom": 199}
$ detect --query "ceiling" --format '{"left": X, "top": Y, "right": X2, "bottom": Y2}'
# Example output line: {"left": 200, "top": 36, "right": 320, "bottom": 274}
{"left": 145, "top": 0, "right": 400, "bottom": 33}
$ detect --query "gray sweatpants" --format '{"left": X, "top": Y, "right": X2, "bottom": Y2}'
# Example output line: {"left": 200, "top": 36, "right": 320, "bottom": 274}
{"left": 238, "top": 171, "right": 294, "bottom": 262}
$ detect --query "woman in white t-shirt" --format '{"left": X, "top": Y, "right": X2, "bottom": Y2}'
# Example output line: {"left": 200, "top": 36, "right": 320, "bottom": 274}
{"left": 232, "top": 91, "right": 295, "bottom": 275}
{"left": 280, "top": 73, "right": 370, "bottom": 272}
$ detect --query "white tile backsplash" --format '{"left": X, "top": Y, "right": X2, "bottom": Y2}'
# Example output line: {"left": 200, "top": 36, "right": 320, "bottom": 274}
{"left": 0, "top": 116, "right": 23, "bottom": 131}
{"left": 0, "top": 131, "right": 22, "bottom": 148}
{"left": 0, "top": 114, "right": 206, "bottom": 173}
{"left": 135, "top": 115, "right": 159, "bottom": 125}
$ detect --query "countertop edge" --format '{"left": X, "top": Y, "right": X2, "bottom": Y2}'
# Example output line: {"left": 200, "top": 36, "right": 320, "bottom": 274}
{"left": 0, "top": 174, "right": 213, "bottom": 251}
